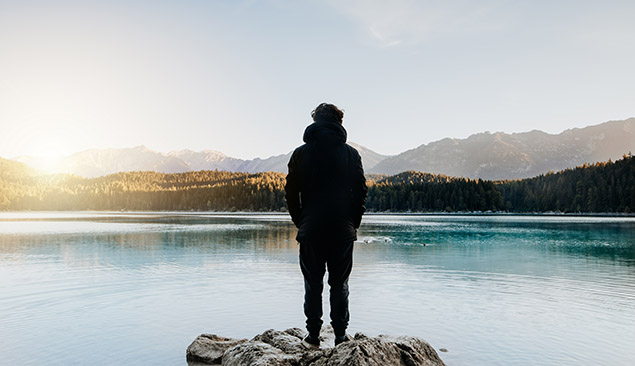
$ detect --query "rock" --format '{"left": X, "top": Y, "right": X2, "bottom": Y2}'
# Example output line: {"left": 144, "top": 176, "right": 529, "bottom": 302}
{"left": 186, "top": 327, "right": 446, "bottom": 366}
{"left": 323, "top": 333, "right": 444, "bottom": 366}
{"left": 186, "top": 334, "right": 248, "bottom": 365}
{"left": 252, "top": 328, "right": 309, "bottom": 354}
{"left": 222, "top": 340, "right": 300, "bottom": 366}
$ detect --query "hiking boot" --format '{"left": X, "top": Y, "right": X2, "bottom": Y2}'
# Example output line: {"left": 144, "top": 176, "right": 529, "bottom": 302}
{"left": 334, "top": 334, "right": 351, "bottom": 346}
{"left": 304, "top": 334, "right": 320, "bottom": 347}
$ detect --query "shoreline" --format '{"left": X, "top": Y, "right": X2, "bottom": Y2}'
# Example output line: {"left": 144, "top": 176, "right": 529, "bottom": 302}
{"left": 1, "top": 210, "right": 634, "bottom": 218}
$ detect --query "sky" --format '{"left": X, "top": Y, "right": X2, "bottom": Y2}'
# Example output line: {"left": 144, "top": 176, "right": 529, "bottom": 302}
{"left": 1, "top": 0, "right": 634, "bottom": 160}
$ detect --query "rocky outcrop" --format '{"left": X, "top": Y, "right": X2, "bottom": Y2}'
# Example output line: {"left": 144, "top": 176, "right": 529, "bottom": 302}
{"left": 186, "top": 327, "right": 446, "bottom": 366}
{"left": 186, "top": 334, "right": 249, "bottom": 365}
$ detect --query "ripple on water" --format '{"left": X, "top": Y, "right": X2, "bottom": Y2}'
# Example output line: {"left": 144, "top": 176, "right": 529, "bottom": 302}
{"left": 1, "top": 213, "right": 634, "bottom": 366}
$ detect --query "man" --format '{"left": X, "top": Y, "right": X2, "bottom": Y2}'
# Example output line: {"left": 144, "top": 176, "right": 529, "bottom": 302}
{"left": 285, "top": 103, "right": 368, "bottom": 347}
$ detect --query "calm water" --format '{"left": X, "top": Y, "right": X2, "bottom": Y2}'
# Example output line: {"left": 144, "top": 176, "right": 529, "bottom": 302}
{"left": 0, "top": 212, "right": 634, "bottom": 365}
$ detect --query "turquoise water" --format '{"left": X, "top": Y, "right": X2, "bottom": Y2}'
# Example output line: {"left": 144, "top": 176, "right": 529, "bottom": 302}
{"left": 0, "top": 212, "right": 634, "bottom": 365}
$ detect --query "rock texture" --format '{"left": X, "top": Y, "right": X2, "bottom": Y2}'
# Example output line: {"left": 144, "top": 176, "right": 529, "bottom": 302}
{"left": 186, "top": 334, "right": 249, "bottom": 365}
{"left": 186, "top": 327, "right": 446, "bottom": 366}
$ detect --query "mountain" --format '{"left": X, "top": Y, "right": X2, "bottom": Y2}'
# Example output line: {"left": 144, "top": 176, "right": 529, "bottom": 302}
{"left": 236, "top": 143, "right": 389, "bottom": 173}
{"left": 16, "top": 146, "right": 190, "bottom": 178}
{"left": 236, "top": 152, "right": 293, "bottom": 174}
{"left": 168, "top": 149, "right": 244, "bottom": 171}
{"left": 13, "top": 143, "right": 387, "bottom": 178}
{"left": 370, "top": 118, "right": 635, "bottom": 180}
{"left": 10, "top": 118, "right": 633, "bottom": 179}
{"left": 348, "top": 142, "right": 391, "bottom": 171}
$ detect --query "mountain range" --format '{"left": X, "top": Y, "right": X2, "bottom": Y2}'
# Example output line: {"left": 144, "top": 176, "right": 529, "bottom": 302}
{"left": 372, "top": 118, "right": 635, "bottom": 179}
{"left": 14, "top": 142, "right": 390, "bottom": 179}
{"left": 11, "top": 118, "right": 634, "bottom": 180}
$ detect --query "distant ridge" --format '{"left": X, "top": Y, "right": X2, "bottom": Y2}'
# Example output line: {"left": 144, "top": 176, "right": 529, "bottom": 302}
{"left": 13, "top": 143, "right": 388, "bottom": 178}
{"left": 9, "top": 118, "right": 634, "bottom": 180}
{"left": 370, "top": 118, "right": 635, "bottom": 180}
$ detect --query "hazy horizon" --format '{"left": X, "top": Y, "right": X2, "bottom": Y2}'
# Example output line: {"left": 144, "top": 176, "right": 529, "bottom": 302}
{"left": 6, "top": 116, "right": 634, "bottom": 162}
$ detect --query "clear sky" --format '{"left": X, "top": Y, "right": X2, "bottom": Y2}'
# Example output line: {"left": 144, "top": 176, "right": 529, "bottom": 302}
{"left": 1, "top": 0, "right": 634, "bottom": 159}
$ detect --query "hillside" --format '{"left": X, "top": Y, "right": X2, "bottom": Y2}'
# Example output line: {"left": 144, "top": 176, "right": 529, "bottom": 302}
{"left": 370, "top": 118, "right": 635, "bottom": 179}
{"left": 2, "top": 155, "right": 632, "bottom": 213}
{"left": 0, "top": 157, "right": 35, "bottom": 179}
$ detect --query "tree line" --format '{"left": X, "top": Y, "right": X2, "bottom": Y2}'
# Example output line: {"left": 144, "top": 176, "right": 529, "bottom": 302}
{"left": 1, "top": 155, "right": 633, "bottom": 213}
{"left": 497, "top": 155, "right": 634, "bottom": 213}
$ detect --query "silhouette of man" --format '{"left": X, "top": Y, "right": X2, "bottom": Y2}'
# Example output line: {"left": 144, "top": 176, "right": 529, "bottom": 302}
{"left": 285, "top": 103, "right": 368, "bottom": 347}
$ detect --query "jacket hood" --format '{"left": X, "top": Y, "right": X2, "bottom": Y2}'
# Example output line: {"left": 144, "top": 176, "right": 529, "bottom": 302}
{"left": 303, "top": 121, "right": 347, "bottom": 145}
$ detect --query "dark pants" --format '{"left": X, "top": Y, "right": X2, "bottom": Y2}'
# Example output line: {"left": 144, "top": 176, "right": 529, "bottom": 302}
{"left": 299, "top": 239, "right": 354, "bottom": 338}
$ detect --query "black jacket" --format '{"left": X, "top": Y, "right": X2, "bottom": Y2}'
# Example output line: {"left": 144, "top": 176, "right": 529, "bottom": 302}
{"left": 285, "top": 121, "right": 368, "bottom": 242}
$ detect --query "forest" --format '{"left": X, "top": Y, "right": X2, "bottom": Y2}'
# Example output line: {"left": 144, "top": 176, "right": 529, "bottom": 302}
{"left": 1, "top": 154, "right": 633, "bottom": 213}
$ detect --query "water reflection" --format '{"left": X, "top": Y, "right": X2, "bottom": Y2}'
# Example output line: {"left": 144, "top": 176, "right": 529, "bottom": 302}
{"left": 0, "top": 213, "right": 634, "bottom": 366}
{"left": 360, "top": 215, "right": 635, "bottom": 265}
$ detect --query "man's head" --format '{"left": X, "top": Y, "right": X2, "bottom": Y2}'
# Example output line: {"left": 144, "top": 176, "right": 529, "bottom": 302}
{"left": 311, "top": 103, "right": 344, "bottom": 125}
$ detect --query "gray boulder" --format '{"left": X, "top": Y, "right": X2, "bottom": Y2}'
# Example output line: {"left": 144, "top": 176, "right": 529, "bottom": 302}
{"left": 186, "top": 327, "right": 446, "bottom": 366}
{"left": 186, "top": 334, "right": 249, "bottom": 365}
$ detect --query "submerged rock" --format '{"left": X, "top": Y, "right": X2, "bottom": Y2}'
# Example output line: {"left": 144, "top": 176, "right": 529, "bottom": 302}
{"left": 186, "top": 326, "right": 445, "bottom": 366}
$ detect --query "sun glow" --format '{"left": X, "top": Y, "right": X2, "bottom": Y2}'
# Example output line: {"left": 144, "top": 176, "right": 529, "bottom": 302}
{"left": 28, "top": 154, "right": 64, "bottom": 174}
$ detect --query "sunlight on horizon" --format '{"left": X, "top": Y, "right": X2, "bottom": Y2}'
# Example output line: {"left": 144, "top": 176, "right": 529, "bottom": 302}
{"left": 25, "top": 155, "right": 63, "bottom": 174}
{"left": 1, "top": 1, "right": 634, "bottom": 160}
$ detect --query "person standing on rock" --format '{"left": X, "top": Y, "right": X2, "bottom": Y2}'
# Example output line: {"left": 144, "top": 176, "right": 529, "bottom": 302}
{"left": 285, "top": 103, "right": 368, "bottom": 347}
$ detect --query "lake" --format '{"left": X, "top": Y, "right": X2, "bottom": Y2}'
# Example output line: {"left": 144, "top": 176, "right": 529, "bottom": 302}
{"left": 1, "top": 212, "right": 634, "bottom": 365}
